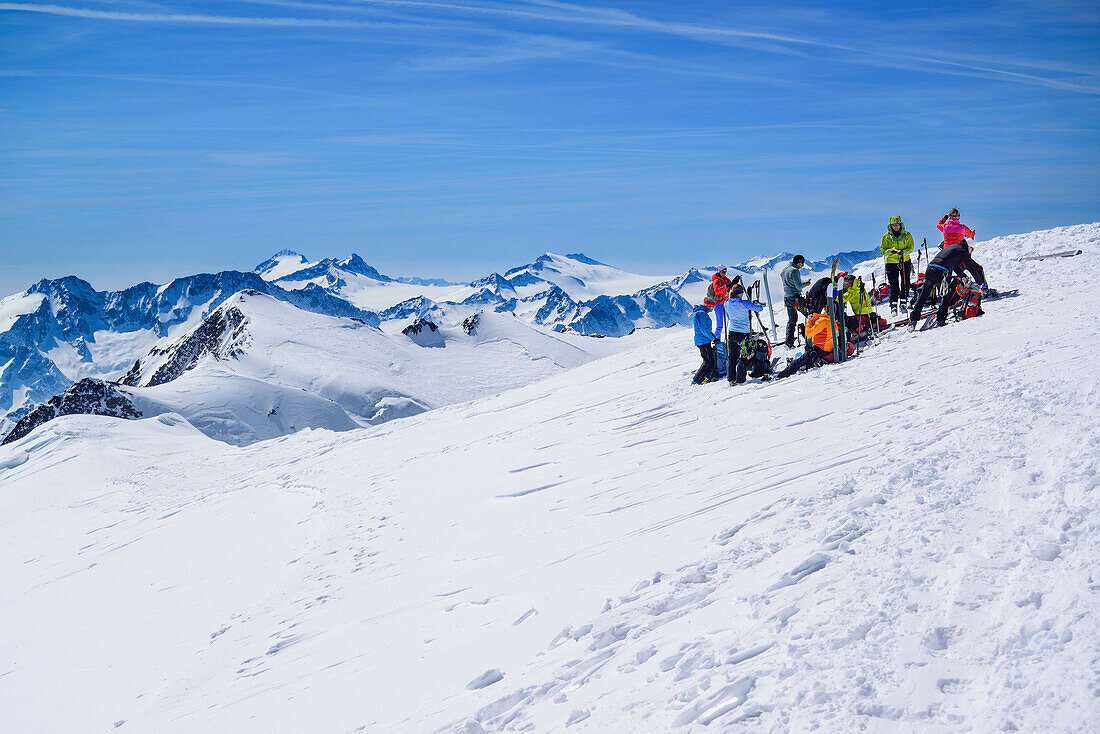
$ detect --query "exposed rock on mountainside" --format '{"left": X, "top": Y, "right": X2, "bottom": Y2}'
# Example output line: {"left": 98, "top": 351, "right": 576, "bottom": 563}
{"left": 402, "top": 318, "right": 445, "bottom": 347}
{"left": 2, "top": 378, "right": 140, "bottom": 445}
{"left": 121, "top": 303, "right": 249, "bottom": 388}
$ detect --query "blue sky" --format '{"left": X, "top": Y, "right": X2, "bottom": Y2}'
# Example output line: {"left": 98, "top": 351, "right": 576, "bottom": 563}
{"left": 1, "top": 0, "right": 1098, "bottom": 294}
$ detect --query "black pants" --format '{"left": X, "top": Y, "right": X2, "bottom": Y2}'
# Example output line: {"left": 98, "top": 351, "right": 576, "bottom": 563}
{"left": 783, "top": 296, "right": 800, "bottom": 346}
{"left": 885, "top": 260, "right": 913, "bottom": 305}
{"left": 910, "top": 267, "right": 952, "bottom": 323}
{"left": 775, "top": 345, "right": 827, "bottom": 379}
{"left": 727, "top": 331, "right": 751, "bottom": 383}
{"left": 694, "top": 343, "right": 717, "bottom": 383}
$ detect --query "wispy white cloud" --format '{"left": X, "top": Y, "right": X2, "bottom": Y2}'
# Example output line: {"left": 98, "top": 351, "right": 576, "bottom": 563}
{"left": 0, "top": 2, "right": 428, "bottom": 28}
{"left": 341, "top": 0, "right": 1100, "bottom": 93}
{"left": 3, "top": 0, "right": 1097, "bottom": 94}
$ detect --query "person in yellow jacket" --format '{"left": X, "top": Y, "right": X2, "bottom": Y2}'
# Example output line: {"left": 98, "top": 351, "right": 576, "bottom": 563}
{"left": 881, "top": 215, "right": 914, "bottom": 316}
{"left": 842, "top": 274, "right": 875, "bottom": 339}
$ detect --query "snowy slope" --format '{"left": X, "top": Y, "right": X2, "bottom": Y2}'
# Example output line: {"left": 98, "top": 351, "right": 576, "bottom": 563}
{"left": 501, "top": 252, "right": 671, "bottom": 301}
{"left": 0, "top": 224, "right": 1095, "bottom": 733}
{"left": 102, "top": 292, "right": 640, "bottom": 444}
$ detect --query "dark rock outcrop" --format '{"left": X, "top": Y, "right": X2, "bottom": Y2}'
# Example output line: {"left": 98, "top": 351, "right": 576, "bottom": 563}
{"left": 402, "top": 318, "right": 445, "bottom": 348}
{"left": 2, "top": 378, "right": 141, "bottom": 445}
{"left": 121, "top": 304, "right": 249, "bottom": 388}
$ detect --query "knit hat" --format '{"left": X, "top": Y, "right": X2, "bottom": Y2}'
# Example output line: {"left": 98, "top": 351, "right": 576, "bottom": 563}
{"left": 716, "top": 264, "right": 727, "bottom": 272}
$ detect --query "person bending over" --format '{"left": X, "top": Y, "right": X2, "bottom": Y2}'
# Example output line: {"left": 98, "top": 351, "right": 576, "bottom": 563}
{"left": 910, "top": 242, "right": 986, "bottom": 328}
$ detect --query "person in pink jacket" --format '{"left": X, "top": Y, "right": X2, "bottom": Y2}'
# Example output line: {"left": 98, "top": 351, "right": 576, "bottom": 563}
{"left": 937, "top": 207, "right": 976, "bottom": 247}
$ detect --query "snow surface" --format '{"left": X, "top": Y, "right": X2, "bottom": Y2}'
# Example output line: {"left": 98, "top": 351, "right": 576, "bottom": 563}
{"left": 0, "top": 224, "right": 1097, "bottom": 733}
{"left": 117, "top": 292, "right": 642, "bottom": 444}
{"left": 254, "top": 250, "right": 310, "bottom": 281}
{"left": 504, "top": 252, "right": 672, "bottom": 302}
{"left": 0, "top": 291, "right": 45, "bottom": 333}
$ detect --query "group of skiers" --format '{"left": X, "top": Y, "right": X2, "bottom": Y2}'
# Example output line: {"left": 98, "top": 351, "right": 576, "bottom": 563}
{"left": 692, "top": 209, "right": 988, "bottom": 385}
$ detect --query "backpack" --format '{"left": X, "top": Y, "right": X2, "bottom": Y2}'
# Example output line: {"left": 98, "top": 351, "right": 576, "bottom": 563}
{"left": 715, "top": 340, "right": 728, "bottom": 375}
{"left": 742, "top": 334, "right": 773, "bottom": 377}
{"left": 953, "top": 281, "right": 983, "bottom": 320}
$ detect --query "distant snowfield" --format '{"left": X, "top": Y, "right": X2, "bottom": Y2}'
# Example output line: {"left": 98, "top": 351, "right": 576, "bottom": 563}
{"left": 1, "top": 224, "right": 1098, "bottom": 733}
{"left": 115, "top": 295, "right": 641, "bottom": 444}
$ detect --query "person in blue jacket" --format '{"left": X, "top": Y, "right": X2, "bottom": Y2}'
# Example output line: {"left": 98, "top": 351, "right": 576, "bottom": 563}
{"left": 724, "top": 282, "right": 765, "bottom": 384}
{"left": 691, "top": 304, "right": 720, "bottom": 384}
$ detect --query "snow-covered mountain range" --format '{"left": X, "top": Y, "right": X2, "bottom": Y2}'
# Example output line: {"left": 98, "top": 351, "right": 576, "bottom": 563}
{"left": 0, "top": 223, "right": 1095, "bottom": 733}
{"left": 4, "top": 291, "right": 634, "bottom": 446}
{"left": 0, "top": 245, "right": 877, "bottom": 441}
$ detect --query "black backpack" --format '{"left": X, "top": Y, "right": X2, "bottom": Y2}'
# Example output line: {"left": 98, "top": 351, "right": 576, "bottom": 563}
{"left": 743, "top": 335, "right": 773, "bottom": 377}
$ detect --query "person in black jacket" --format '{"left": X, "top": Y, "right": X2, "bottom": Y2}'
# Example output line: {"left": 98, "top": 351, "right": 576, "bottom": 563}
{"left": 910, "top": 242, "right": 987, "bottom": 328}
{"left": 806, "top": 276, "right": 832, "bottom": 314}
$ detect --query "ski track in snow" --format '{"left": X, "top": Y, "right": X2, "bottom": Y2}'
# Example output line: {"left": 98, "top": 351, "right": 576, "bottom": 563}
{"left": 0, "top": 224, "right": 1098, "bottom": 733}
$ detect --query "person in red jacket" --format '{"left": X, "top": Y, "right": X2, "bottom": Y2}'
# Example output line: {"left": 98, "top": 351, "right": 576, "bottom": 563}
{"left": 703, "top": 266, "right": 735, "bottom": 340}
{"left": 937, "top": 207, "right": 976, "bottom": 247}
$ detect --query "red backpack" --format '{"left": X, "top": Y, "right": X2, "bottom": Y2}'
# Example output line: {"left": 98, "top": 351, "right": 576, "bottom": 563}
{"left": 954, "top": 281, "right": 983, "bottom": 319}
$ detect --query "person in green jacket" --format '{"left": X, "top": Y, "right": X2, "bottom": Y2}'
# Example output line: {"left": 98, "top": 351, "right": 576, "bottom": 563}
{"left": 881, "top": 215, "right": 914, "bottom": 316}
{"left": 842, "top": 273, "right": 875, "bottom": 340}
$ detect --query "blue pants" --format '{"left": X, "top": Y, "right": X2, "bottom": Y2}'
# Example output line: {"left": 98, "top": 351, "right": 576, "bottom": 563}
{"left": 713, "top": 302, "right": 726, "bottom": 339}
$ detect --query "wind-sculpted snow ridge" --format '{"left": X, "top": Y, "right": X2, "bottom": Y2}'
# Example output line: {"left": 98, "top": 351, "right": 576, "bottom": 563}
{"left": 0, "top": 223, "right": 1095, "bottom": 732}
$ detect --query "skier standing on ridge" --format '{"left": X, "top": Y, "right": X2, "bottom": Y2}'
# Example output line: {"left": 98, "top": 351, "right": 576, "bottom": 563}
{"left": 780, "top": 255, "right": 811, "bottom": 348}
{"left": 937, "top": 207, "right": 976, "bottom": 248}
{"left": 703, "top": 266, "right": 735, "bottom": 340}
{"left": 723, "top": 281, "right": 765, "bottom": 385}
{"left": 881, "top": 215, "right": 915, "bottom": 315}
{"left": 691, "top": 304, "right": 720, "bottom": 384}
{"left": 910, "top": 242, "right": 987, "bottom": 329}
